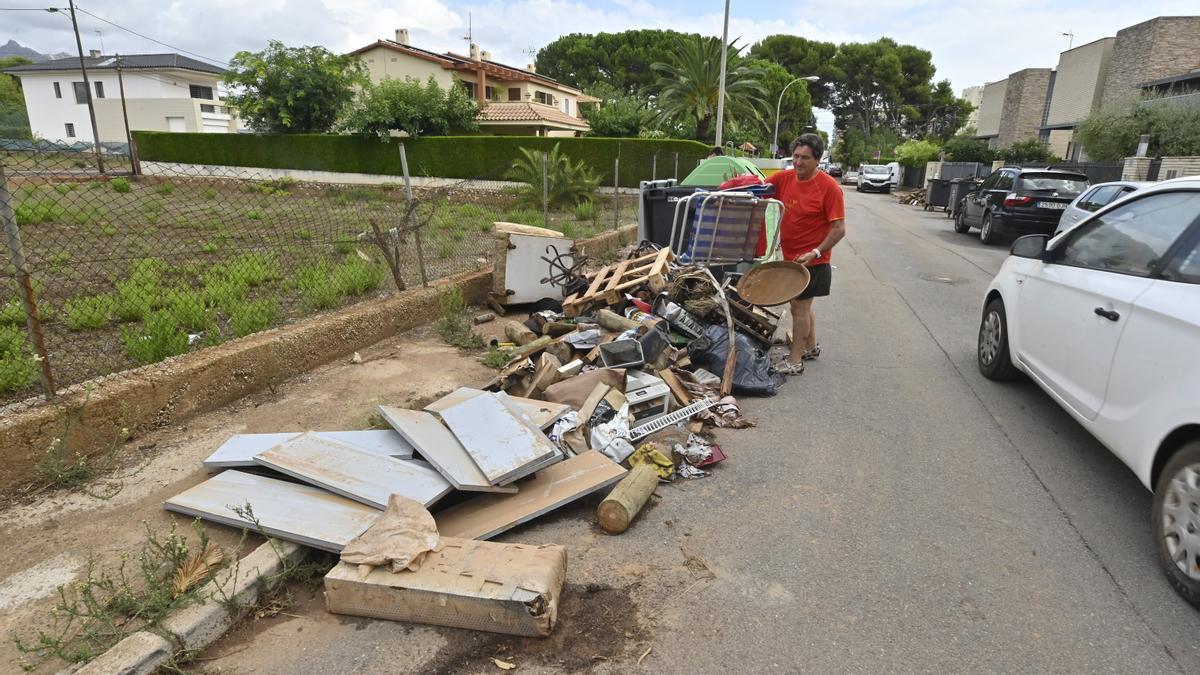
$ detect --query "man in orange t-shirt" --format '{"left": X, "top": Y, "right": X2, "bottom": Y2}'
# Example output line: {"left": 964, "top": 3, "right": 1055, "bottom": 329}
{"left": 765, "top": 133, "right": 846, "bottom": 374}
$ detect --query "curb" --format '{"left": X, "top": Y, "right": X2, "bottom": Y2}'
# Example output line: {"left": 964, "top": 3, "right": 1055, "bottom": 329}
{"left": 69, "top": 540, "right": 306, "bottom": 675}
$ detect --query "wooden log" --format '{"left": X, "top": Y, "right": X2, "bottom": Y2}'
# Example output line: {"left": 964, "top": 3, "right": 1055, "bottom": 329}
{"left": 597, "top": 309, "right": 639, "bottom": 332}
{"left": 542, "top": 321, "right": 577, "bottom": 337}
{"left": 543, "top": 340, "right": 574, "bottom": 364}
{"left": 597, "top": 464, "right": 659, "bottom": 534}
{"left": 505, "top": 321, "right": 538, "bottom": 346}
{"left": 510, "top": 335, "right": 552, "bottom": 360}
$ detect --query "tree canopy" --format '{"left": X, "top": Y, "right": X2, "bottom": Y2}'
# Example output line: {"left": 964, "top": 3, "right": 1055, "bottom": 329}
{"left": 0, "top": 56, "right": 32, "bottom": 138}
{"left": 648, "top": 35, "right": 767, "bottom": 143}
{"left": 1076, "top": 98, "right": 1200, "bottom": 161}
{"left": 536, "top": 30, "right": 687, "bottom": 96}
{"left": 224, "top": 41, "right": 366, "bottom": 134}
{"left": 580, "top": 82, "right": 655, "bottom": 138}
{"left": 744, "top": 58, "right": 814, "bottom": 154}
{"left": 340, "top": 76, "right": 479, "bottom": 139}
{"left": 747, "top": 35, "right": 838, "bottom": 109}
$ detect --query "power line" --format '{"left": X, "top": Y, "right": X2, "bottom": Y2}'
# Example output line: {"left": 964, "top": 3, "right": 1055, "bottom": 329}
{"left": 72, "top": 5, "right": 228, "bottom": 66}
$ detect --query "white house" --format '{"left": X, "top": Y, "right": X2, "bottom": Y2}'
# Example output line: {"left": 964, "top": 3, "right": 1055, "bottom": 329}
{"left": 3, "top": 52, "right": 235, "bottom": 144}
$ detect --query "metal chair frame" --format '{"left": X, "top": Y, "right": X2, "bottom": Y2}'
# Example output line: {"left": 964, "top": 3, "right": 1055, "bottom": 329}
{"left": 667, "top": 188, "right": 785, "bottom": 267}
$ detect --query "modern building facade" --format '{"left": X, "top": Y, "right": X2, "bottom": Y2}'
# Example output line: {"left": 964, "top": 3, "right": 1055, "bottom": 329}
{"left": 3, "top": 53, "right": 234, "bottom": 144}
{"left": 968, "top": 15, "right": 1199, "bottom": 156}
{"left": 350, "top": 31, "right": 594, "bottom": 136}
{"left": 961, "top": 85, "right": 983, "bottom": 130}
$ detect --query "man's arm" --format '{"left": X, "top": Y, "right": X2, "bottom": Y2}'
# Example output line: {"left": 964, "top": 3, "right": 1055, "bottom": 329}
{"left": 796, "top": 218, "right": 845, "bottom": 264}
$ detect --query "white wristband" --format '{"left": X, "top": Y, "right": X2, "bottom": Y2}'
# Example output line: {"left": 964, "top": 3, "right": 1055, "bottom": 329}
{"left": 812, "top": 248, "right": 822, "bottom": 258}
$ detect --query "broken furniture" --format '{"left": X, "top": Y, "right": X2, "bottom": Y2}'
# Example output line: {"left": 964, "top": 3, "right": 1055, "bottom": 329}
{"left": 491, "top": 222, "right": 575, "bottom": 308}
{"left": 203, "top": 430, "right": 414, "bottom": 468}
{"left": 562, "top": 248, "right": 674, "bottom": 317}
{"left": 375, "top": 406, "right": 519, "bottom": 494}
{"left": 668, "top": 189, "right": 783, "bottom": 266}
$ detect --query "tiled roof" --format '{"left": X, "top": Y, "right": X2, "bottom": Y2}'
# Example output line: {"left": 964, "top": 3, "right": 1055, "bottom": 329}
{"left": 3, "top": 53, "right": 224, "bottom": 75}
{"left": 478, "top": 102, "right": 590, "bottom": 129}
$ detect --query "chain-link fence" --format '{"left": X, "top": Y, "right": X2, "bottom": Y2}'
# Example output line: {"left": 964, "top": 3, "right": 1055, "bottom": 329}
{"left": 0, "top": 141, "right": 640, "bottom": 407}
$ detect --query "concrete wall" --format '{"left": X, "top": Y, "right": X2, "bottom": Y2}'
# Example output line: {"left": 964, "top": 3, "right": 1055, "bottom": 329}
{"left": 997, "top": 68, "right": 1052, "bottom": 148}
{"left": 358, "top": 46, "right": 454, "bottom": 89}
{"left": 975, "top": 79, "right": 1007, "bottom": 138}
{"left": 1158, "top": 156, "right": 1200, "bottom": 180}
{"left": 1046, "top": 129, "right": 1074, "bottom": 159}
{"left": 1046, "top": 38, "right": 1115, "bottom": 126}
{"left": 1101, "top": 16, "right": 1200, "bottom": 110}
{"left": 961, "top": 85, "right": 983, "bottom": 129}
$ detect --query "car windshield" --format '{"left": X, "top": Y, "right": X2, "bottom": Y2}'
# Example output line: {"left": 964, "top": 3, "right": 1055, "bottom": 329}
{"left": 1017, "top": 174, "right": 1087, "bottom": 196}
{"left": 862, "top": 165, "right": 887, "bottom": 173}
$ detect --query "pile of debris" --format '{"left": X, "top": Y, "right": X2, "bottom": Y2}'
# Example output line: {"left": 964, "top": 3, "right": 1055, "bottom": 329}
{"left": 899, "top": 188, "right": 927, "bottom": 206}
{"left": 162, "top": 222, "right": 796, "bottom": 638}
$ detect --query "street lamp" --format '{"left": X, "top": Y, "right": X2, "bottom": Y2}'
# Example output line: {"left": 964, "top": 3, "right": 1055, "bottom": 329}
{"left": 771, "top": 76, "right": 819, "bottom": 157}
{"left": 714, "top": 0, "right": 731, "bottom": 147}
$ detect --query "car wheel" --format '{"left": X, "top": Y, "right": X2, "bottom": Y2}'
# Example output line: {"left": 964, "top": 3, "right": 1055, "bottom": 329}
{"left": 1154, "top": 442, "right": 1200, "bottom": 608}
{"left": 978, "top": 297, "right": 1018, "bottom": 381}
{"left": 980, "top": 213, "right": 1000, "bottom": 245}
{"left": 953, "top": 207, "right": 971, "bottom": 233}
{"left": 856, "top": 185, "right": 862, "bottom": 192}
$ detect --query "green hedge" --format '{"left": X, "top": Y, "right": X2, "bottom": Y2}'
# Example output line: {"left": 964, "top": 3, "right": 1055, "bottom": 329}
{"left": 131, "top": 132, "right": 710, "bottom": 188}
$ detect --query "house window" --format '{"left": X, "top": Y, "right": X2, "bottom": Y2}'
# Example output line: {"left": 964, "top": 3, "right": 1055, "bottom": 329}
{"left": 73, "top": 81, "right": 88, "bottom": 104}
{"left": 94, "top": 81, "right": 105, "bottom": 99}
{"left": 200, "top": 104, "right": 216, "bottom": 113}
{"left": 562, "top": 98, "right": 570, "bottom": 115}
{"left": 459, "top": 81, "right": 476, "bottom": 98}
{"left": 485, "top": 86, "right": 497, "bottom": 100}
{"left": 64, "top": 123, "right": 75, "bottom": 138}
{"left": 508, "top": 87, "right": 521, "bottom": 101}
{"left": 534, "top": 91, "right": 550, "bottom": 105}
{"left": 189, "top": 85, "right": 214, "bottom": 100}
{"left": 53, "top": 82, "right": 62, "bottom": 98}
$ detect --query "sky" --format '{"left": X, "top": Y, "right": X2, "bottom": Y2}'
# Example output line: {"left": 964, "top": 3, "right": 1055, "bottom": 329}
{"left": 3, "top": 0, "right": 1197, "bottom": 134}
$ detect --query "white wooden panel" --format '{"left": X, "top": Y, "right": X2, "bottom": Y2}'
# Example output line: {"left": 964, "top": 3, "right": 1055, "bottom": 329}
{"left": 437, "top": 393, "right": 561, "bottom": 486}
{"left": 376, "top": 406, "right": 517, "bottom": 494}
{"left": 203, "top": 430, "right": 414, "bottom": 468}
{"left": 424, "top": 387, "right": 570, "bottom": 430}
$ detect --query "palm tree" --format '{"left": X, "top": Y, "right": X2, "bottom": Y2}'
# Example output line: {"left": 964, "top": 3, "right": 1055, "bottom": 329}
{"left": 648, "top": 35, "right": 767, "bottom": 142}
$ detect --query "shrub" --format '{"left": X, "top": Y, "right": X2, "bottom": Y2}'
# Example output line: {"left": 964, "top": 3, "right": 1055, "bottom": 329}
{"left": 1076, "top": 99, "right": 1200, "bottom": 161}
{"left": 121, "top": 311, "right": 190, "bottom": 364}
{"left": 294, "top": 262, "right": 339, "bottom": 310}
{"left": 506, "top": 144, "right": 601, "bottom": 210}
{"left": 64, "top": 294, "right": 113, "bottom": 330}
{"left": 164, "top": 288, "right": 212, "bottom": 332}
{"left": 0, "top": 325, "right": 38, "bottom": 393}
{"left": 998, "top": 139, "right": 1059, "bottom": 164}
{"left": 943, "top": 136, "right": 996, "bottom": 163}
{"left": 109, "top": 177, "right": 132, "bottom": 193}
{"left": 575, "top": 200, "right": 596, "bottom": 221}
{"left": 333, "top": 257, "right": 382, "bottom": 296}
{"left": 434, "top": 286, "right": 484, "bottom": 349}
{"left": 228, "top": 298, "right": 279, "bottom": 337}
{"left": 131, "top": 131, "right": 710, "bottom": 187}
{"left": 894, "top": 139, "right": 942, "bottom": 167}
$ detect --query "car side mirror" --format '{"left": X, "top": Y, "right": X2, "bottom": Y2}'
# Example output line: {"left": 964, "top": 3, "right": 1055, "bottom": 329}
{"left": 1011, "top": 234, "right": 1048, "bottom": 259}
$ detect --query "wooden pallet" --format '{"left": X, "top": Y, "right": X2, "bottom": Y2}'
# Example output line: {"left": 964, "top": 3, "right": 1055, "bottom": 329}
{"left": 725, "top": 287, "right": 781, "bottom": 346}
{"left": 562, "top": 249, "right": 674, "bottom": 317}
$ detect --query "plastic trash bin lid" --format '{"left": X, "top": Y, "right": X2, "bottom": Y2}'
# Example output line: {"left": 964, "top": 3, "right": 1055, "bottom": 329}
{"left": 680, "top": 157, "right": 765, "bottom": 186}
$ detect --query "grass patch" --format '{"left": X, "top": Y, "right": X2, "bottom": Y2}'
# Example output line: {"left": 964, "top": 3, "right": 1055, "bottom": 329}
{"left": 201, "top": 241, "right": 219, "bottom": 254}
{"left": 245, "top": 210, "right": 262, "bottom": 220}
{"left": 53, "top": 182, "right": 78, "bottom": 194}
{"left": 293, "top": 262, "right": 339, "bottom": 311}
{"left": 121, "top": 310, "right": 190, "bottom": 364}
{"left": 481, "top": 347, "right": 512, "bottom": 369}
{"left": 154, "top": 181, "right": 175, "bottom": 195}
{"left": 163, "top": 288, "right": 212, "bottom": 332}
{"left": 208, "top": 252, "right": 282, "bottom": 287}
{"left": 64, "top": 294, "right": 113, "bottom": 330}
{"left": 333, "top": 239, "right": 356, "bottom": 255}
{"left": 435, "top": 286, "right": 484, "bottom": 349}
{"left": 15, "top": 520, "right": 223, "bottom": 671}
{"left": 109, "top": 177, "right": 132, "bottom": 193}
{"left": 229, "top": 298, "right": 278, "bottom": 337}
{"left": 14, "top": 201, "right": 66, "bottom": 225}
{"left": 333, "top": 257, "right": 382, "bottom": 296}
{"left": 296, "top": 228, "right": 313, "bottom": 240}
{"left": 575, "top": 200, "right": 595, "bottom": 221}
{"left": 0, "top": 325, "right": 38, "bottom": 393}
{"left": 202, "top": 275, "right": 248, "bottom": 314}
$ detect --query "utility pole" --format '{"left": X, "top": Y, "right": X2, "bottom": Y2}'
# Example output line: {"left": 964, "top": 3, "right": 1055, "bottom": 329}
{"left": 66, "top": 0, "right": 104, "bottom": 173}
{"left": 115, "top": 54, "right": 136, "bottom": 174}
{"left": 713, "top": 0, "right": 730, "bottom": 147}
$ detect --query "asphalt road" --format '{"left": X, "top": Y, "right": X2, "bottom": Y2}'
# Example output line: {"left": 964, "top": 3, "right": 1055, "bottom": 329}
{"left": 202, "top": 187, "right": 1199, "bottom": 673}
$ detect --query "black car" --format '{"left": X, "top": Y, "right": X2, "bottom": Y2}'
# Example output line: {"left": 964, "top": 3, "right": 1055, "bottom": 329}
{"left": 954, "top": 168, "right": 1089, "bottom": 245}
{"left": 827, "top": 163, "right": 844, "bottom": 178}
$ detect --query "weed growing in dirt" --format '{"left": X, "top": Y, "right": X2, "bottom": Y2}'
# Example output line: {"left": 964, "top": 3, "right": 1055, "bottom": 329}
{"left": 333, "top": 239, "right": 356, "bottom": 254}
{"left": 0, "top": 325, "right": 38, "bottom": 393}
{"left": 164, "top": 289, "right": 212, "bottom": 332}
{"left": 435, "top": 286, "right": 484, "bottom": 349}
{"left": 575, "top": 200, "right": 595, "bottom": 221}
{"left": 155, "top": 182, "right": 175, "bottom": 195}
{"left": 109, "top": 177, "right": 131, "bottom": 193}
{"left": 296, "top": 228, "right": 313, "bottom": 240}
{"left": 1, "top": 296, "right": 24, "bottom": 324}
{"left": 481, "top": 347, "right": 511, "bottom": 369}
{"left": 229, "top": 298, "right": 278, "bottom": 337}
{"left": 294, "top": 262, "right": 338, "bottom": 310}
{"left": 200, "top": 187, "right": 217, "bottom": 199}
{"left": 53, "top": 182, "right": 77, "bottom": 194}
{"left": 14, "top": 521, "right": 223, "bottom": 671}
{"left": 121, "top": 310, "right": 190, "bottom": 365}
{"left": 200, "top": 241, "right": 219, "bottom": 254}
{"left": 64, "top": 294, "right": 113, "bottom": 330}
{"left": 14, "top": 200, "right": 66, "bottom": 225}
{"left": 210, "top": 252, "right": 282, "bottom": 287}
{"left": 252, "top": 176, "right": 296, "bottom": 195}
{"left": 202, "top": 275, "right": 249, "bottom": 314}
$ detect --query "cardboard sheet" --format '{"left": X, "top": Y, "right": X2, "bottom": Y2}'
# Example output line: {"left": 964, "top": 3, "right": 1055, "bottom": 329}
{"left": 376, "top": 406, "right": 517, "bottom": 494}
{"left": 254, "top": 432, "right": 452, "bottom": 509}
{"left": 325, "top": 537, "right": 567, "bottom": 636}
{"left": 436, "top": 451, "right": 627, "bottom": 540}
{"left": 202, "top": 430, "right": 415, "bottom": 468}
{"left": 540, "top": 368, "right": 626, "bottom": 409}
{"left": 163, "top": 470, "right": 379, "bottom": 553}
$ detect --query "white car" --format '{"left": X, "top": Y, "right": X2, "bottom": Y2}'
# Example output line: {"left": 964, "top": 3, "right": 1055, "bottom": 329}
{"left": 1054, "top": 180, "right": 1152, "bottom": 236}
{"left": 977, "top": 177, "right": 1200, "bottom": 605}
{"left": 857, "top": 164, "right": 893, "bottom": 193}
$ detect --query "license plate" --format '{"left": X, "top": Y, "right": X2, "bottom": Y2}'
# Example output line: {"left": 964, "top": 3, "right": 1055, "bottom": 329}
{"left": 1038, "top": 201, "right": 1066, "bottom": 210}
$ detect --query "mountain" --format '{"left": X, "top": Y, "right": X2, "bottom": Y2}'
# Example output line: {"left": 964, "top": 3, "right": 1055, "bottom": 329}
{"left": 0, "top": 39, "right": 71, "bottom": 62}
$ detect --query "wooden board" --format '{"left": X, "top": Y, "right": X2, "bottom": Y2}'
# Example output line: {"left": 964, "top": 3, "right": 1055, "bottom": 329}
{"left": 562, "top": 250, "right": 674, "bottom": 317}
{"left": 163, "top": 470, "right": 379, "bottom": 553}
{"left": 375, "top": 406, "right": 517, "bottom": 494}
{"left": 423, "top": 387, "right": 570, "bottom": 430}
{"left": 203, "top": 430, "right": 414, "bottom": 468}
{"left": 253, "top": 433, "right": 453, "bottom": 509}
{"left": 436, "top": 451, "right": 627, "bottom": 540}
{"left": 437, "top": 393, "right": 561, "bottom": 486}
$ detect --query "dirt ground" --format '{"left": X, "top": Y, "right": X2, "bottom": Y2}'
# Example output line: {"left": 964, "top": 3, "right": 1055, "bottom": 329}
{"left": 0, "top": 315, "right": 513, "bottom": 673}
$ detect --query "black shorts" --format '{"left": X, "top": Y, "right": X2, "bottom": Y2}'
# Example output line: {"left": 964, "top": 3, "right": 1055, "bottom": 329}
{"left": 799, "top": 263, "right": 832, "bottom": 299}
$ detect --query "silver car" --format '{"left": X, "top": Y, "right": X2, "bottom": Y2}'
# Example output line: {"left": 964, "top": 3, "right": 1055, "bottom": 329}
{"left": 1054, "top": 180, "right": 1152, "bottom": 236}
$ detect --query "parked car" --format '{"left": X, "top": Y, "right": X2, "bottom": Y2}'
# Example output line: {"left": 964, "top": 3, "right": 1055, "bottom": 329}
{"left": 1054, "top": 180, "right": 1152, "bottom": 236}
{"left": 976, "top": 177, "right": 1200, "bottom": 606}
{"left": 841, "top": 170, "right": 858, "bottom": 186}
{"left": 857, "top": 165, "right": 892, "bottom": 193}
{"left": 954, "top": 168, "right": 1089, "bottom": 245}
{"left": 827, "top": 163, "right": 844, "bottom": 178}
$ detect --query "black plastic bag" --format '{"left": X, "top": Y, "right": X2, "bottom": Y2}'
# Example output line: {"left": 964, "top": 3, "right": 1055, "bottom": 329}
{"left": 687, "top": 324, "right": 785, "bottom": 396}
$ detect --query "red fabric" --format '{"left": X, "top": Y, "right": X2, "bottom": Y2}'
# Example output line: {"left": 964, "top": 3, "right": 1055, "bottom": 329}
{"left": 717, "top": 174, "right": 763, "bottom": 191}
{"left": 763, "top": 169, "right": 845, "bottom": 264}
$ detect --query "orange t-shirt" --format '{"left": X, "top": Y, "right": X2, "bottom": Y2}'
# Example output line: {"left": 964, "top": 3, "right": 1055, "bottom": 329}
{"left": 766, "top": 169, "right": 845, "bottom": 264}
